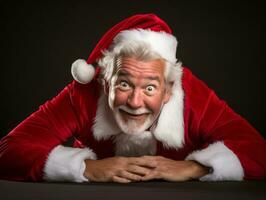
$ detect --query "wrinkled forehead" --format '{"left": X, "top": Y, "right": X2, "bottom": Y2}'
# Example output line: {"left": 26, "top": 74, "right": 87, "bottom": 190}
{"left": 115, "top": 57, "right": 165, "bottom": 77}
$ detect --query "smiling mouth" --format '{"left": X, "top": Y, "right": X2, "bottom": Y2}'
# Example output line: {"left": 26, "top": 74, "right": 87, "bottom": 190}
{"left": 119, "top": 109, "right": 149, "bottom": 119}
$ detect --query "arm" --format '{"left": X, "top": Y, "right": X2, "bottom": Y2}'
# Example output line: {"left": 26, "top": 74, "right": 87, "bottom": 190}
{"left": 0, "top": 81, "right": 94, "bottom": 181}
{"left": 183, "top": 68, "right": 266, "bottom": 181}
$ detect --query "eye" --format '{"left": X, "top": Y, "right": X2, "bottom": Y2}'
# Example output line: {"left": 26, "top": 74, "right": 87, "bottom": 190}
{"left": 145, "top": 85, "right": 156, "bottom": 95}
{"left": 118, "top": 80, "right": 130, "bottom": 91}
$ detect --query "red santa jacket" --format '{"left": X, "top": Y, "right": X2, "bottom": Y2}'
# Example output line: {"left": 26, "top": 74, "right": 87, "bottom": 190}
{"left": 0, "top": 67, "right": 265, "bottom": 181}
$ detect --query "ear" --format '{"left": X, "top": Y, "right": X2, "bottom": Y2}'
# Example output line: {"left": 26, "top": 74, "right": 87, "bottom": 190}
{"left": 163, "top": 82, "right": 173, "bottom": 104}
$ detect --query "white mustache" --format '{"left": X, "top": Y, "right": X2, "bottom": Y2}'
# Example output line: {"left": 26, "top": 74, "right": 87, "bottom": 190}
{"left": 118, "top": 105, "right": 151, "bottom": 115}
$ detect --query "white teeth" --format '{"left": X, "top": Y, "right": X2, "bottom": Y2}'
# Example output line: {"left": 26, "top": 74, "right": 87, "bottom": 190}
{"left": 118, "top": 105, "right": 151, "bottom": 115}
{"left": 120, "top": 109, "right": 143, "bottom": 116}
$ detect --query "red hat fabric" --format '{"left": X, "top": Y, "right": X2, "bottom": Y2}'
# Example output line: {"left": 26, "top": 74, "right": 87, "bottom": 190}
{"left": 71, "top": 14, "right": 174, "bottom": 84}
{"left": 87, "top": 13, "right": 172, "bottom": 64}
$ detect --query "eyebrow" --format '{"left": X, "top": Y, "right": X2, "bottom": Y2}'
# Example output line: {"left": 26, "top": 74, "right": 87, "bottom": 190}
{"left": 117, "top": 70, "right": 161, "bottom": 84}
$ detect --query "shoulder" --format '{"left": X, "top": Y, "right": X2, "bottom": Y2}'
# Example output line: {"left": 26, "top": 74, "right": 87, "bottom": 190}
{"left": 181, "top": 67, "right": 214, "bottom": 98}
{"left": 181, "top": 67, "right": 220, "bottom": 121}
{"left": 67, "top": 79, "right": 102, "bottom": 122}
{"left": 67, "top": 79, "right": 101, "bottom": 100}
{"left": 181, "top": 67, "right": 215, "bottom": 107}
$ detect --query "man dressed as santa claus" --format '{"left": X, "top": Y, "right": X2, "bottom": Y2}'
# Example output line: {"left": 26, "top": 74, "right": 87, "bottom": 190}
{"left": 0, "top": 14, "right": 265, "bottom": 183}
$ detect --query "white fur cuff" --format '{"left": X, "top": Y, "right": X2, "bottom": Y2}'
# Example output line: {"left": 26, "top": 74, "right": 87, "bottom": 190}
{"left": 43, "top": 145, "right": 97, "bottom": 182}
{"left": 186, "top": 141, "right": 244, "bottom": 181}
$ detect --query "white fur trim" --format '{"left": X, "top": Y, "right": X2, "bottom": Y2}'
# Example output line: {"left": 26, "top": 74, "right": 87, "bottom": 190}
{"left": 93, "top": 92, "right": 121, "bottom": 140}
{"left": 114, "top": 29, "right": 178, "bottom": 63}
{"left": 43, "top": 145, "right": 97, "bottom": 182}
{"left": 153, "top": 66, "right": 184, "bottom": 149}
{"left": 186, "top": 141, "right": 244, "bottom": 181}
{"left": 71, "top": 59, "right": 95, "bottom": 84}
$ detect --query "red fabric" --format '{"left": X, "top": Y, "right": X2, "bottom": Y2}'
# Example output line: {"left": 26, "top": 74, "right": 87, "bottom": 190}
{"left": 87, "top": 13, "right": 172, "bottom": 63}
{"left": 0, "top": 83, "right": 78, "bottom": 181}
{"left": 182, "top": 68, "right": 266, "bottom": 180}
{"left": 0, "top": 67, "right": 265, "bottom": 181}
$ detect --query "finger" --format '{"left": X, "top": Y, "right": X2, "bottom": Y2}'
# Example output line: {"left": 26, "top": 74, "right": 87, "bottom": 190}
{"left": 127, "top": 164, "right": 152, "bottom": 176}
{"left": 112, "top": 175, "right": 131, "bottom": 183}
{"left": 129, "top": 156, "right": 157, "bottom": 168}
{"left": 141, "top": 170, "right": 160, "bottom": 181}
{"left": 118, "top": 170, "right": 142, "bottom": 182}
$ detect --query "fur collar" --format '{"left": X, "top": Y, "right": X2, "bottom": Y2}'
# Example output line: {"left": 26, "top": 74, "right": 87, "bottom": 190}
{"left": 92, "top": 68, "right": 184, "bottom": 154}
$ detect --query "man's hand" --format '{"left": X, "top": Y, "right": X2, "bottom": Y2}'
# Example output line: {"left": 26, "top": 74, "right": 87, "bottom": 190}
{"left": 140, "top": 156, "right": 210, "bottom": 182}
{"left": 84, "top": 156, "right": 210, "bottom": 183}
{"left": 84, "top": 156, "right": 156, "bottom": 183}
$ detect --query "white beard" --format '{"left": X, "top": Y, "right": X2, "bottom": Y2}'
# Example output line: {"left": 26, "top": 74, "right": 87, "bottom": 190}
{"left": 114, "top": 131, "right": 157, "bottom": 156}
{"left": 113, "top": 105, "right": 155, "bottom": 135}
{"left": 112, "top": 105, "right": 157, "bottom": 156}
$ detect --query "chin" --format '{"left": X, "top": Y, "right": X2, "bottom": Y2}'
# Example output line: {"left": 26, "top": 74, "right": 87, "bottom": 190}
{"left": 114, "top": 110, "right": 154, "bottom": 135}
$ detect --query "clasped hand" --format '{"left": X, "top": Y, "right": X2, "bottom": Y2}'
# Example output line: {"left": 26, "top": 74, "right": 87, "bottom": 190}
{"left": 84, "top": 156, "right": 209, "bottom": 183}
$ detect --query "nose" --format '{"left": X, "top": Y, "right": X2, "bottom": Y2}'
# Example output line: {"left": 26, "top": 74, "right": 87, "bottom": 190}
{"left": 127, "top": 89, "right": 144, "bottom": 109}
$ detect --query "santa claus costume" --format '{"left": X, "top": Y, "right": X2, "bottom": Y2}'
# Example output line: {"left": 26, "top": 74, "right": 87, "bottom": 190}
{"left": 0, "top": 14, "right": 265, "bottom": 182}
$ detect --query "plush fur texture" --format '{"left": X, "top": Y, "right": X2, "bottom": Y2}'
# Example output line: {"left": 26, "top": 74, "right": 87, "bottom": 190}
{"left": 113, "top": 29, "right": 178, "bottom": 63}
{"left": 71, "top": 59, "right": 95, "bottom": 84}
{"left": 186, "top": 141, "right": 244, "bottom": 181}
{"left": 43, "top": 145, "right": 97, "bottom": 182}
{"left": 93, "top": 92, "right": 121, "bottom": 140}
{"left": 153, "top": 65, "right": 184, "bottom": 149}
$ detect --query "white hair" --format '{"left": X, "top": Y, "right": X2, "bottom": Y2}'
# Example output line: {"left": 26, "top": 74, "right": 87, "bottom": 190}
{"left": 98, "top": 40, "right": 182, "bottom": 81}
{"left": 97, "top": 30, "right": 182, "bottom": 109}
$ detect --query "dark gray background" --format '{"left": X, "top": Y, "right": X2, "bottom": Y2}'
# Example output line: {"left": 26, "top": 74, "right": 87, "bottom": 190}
{"left": 0, "top": 1, "right": 265, "bottom": 138}
{"left": 1, "top": 180, "right": 266, "bottom": 200}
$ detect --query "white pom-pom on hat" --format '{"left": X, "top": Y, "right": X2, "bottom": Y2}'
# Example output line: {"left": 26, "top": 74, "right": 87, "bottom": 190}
{"left": 71, "top": 59, "right": 95, "bottom": 84}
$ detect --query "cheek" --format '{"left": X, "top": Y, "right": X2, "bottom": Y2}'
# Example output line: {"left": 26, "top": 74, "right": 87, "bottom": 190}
{"left": 145, "top": 95, "right": 165, "bottom": 114}
{"left": 114, "top": 90, "right": 128, "bottom": 107}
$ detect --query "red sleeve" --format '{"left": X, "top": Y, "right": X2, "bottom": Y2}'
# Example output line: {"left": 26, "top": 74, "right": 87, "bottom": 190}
{"left": 183, "top": 68, "right": 266, "bottom": 180}
{"left": 0, "top": 81, "right": 81, "bottom": 181}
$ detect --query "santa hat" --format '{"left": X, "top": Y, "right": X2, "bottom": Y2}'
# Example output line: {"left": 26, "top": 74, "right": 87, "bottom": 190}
{"left": 71, "top": 13, "right": 178, "bottom": 84}
{"left": 73, "top": 14, "right": 185, "bottom": 149}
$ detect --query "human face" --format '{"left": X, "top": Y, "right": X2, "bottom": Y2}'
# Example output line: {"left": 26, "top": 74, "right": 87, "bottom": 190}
{"left": 112, "top": 57, "right": 171, "bottom": 135}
